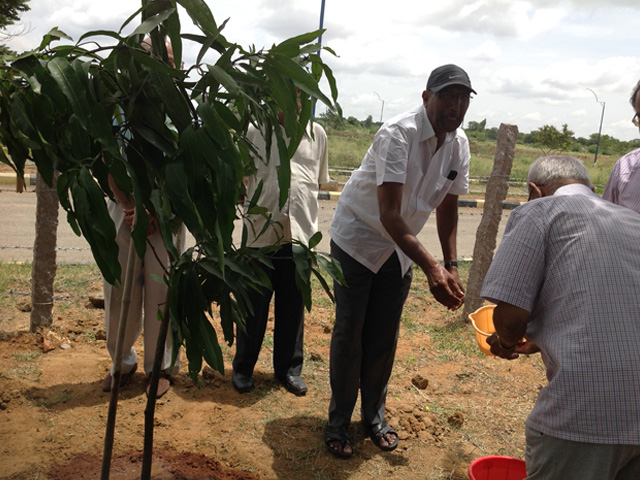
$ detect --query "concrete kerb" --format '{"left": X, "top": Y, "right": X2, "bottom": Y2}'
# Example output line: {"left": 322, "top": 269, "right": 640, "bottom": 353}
{"left": 1, "top": 173, "right": 524, "bottom": 209}
{"left": 0, "top": 172, "right": 36, "bottom": 186}
{"left": 319, "top": 191, "right": 524, "bottom": 209}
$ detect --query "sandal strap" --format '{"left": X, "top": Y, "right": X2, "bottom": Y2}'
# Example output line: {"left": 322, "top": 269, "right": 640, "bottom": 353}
{"left": 370, "top": 422, "right": 395, "bottom": 438}
{"left": 324, "top": 424, "right": 350, "bottom": 443}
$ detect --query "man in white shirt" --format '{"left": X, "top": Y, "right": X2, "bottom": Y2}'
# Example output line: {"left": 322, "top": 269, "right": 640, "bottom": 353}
{"left": 102, "top": 39, "right": 183, "bottom": 399}
{"left": 231, "top": 118, "right": 329, "bottom": 396}
{"left": 325, "top": 65, "right": 473, "bottom": 457}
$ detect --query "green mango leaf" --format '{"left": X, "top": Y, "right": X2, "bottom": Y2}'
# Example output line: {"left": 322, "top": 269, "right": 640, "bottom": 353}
{"left": 37, "top": 28, "right": 73, "bottom": 51}
{"left": 207, "top": 64, "right": 241, "bottom": 95}
{"left": 292, "top": 244, "right": 312, "bottom": 311}
{"left": 276, "top": 29, "right": 325, "bottom": 49}
{"left": 312, "top": 268, "right": 334, "bottom": 303}
{"left": 118, "top": 6, "right": 144, "bottom": 33}
{"left": 308, "top": 231, "right": 322, "bottom": 250}
{"left": 198, "top": 318, "right": 224, "bottom": 374}
{"left": 178, "top": 0, "right": 224, "bottom": 41}
{"left": 129, "top": 9, "right": 176, "bottom": 37}
{"left": 47, "top": 58, "right": 91, "bottom": 128}
{"left": 317, "top": 254, "right": 345, "bottom": 286}
{"left": 267, "top": 54, "right": 331, "bottom": 106}
{"left": 77, "top": 30, "right": 124, "bottom": 43}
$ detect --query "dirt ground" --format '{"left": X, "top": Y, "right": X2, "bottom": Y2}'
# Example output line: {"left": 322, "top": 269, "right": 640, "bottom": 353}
{"left": 0, "top": 263, "right": 547, "bottom": 480}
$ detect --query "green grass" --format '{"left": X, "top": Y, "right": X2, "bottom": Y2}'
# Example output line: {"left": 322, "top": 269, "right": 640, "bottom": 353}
{"left": 0, "top": 263, "right": 102, "bottom": 299}
{"left": 325, "top": 125, "right": 375, "bottom": 170}
{"left": 10, "top": 352, "right": 43, "bottom": 380}
{"left": 326, "top": 127, "right": 622, "bottom": 195}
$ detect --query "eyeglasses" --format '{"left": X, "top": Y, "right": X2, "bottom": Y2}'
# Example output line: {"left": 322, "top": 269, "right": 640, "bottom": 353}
{"left": 435, "top": 91, "right": 472, "bottom": 105}
{"left": 633, "top": 113, "right": 640, "bottom": 127}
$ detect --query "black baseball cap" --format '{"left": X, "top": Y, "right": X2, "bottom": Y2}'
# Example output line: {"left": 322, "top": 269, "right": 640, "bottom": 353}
{"left": 426, "top": 64, "right": 476, "bottom": 95}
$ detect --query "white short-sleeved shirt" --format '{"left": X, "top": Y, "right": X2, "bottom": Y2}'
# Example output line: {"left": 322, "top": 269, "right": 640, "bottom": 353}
{"left": 244, "top": 123, "right": 329, "bottom": 247}
{"left": 329, "top": 105, "right": 470, "bottom": 275}
{"left": 482, "top": 184, "right": 640, "bottom": 444}
{"left": 602, "top": 147, "right": 640, "bottom": 214}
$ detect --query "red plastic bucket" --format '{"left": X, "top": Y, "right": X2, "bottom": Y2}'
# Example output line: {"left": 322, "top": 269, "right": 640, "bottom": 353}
{"left": 468, "top": 456, "right": 527, "bottom": 480}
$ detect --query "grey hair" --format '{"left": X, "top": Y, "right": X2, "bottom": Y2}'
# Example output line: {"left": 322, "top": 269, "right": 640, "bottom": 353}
{"left": 527, "top": 155, "right": 592, "bottom": 190}
{"left": 631, "top": 80, "right": 640, "bottom": 108}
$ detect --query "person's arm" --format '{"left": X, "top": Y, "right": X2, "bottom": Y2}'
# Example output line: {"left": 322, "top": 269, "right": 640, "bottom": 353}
{"left": 601, "top": 159, "right": 620, "bottom": 203}
{"left": 108, "top": 173, "right": 157, "bottom": 235}
{"left": 486, "top": 301, "right": 540, "bottom": 359}
{"left": 436, "top": 193, "right": 464, "bottom": 292}
{"left": 107, "top": 173, "right": 137, "bottom": 230}
{"left": 377, "top": 182, "right": 464, "bottom": 310}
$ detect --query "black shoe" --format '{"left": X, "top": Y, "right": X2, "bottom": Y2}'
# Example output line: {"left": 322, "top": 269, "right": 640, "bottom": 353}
{"left": 101, "top": 364, "right": 137, "bottom": 392}
{"left": 231, "top": 371, "right": 254, "bottom": 393}
{"left": 276, "top": 374, "right": 308, "bottom": 396}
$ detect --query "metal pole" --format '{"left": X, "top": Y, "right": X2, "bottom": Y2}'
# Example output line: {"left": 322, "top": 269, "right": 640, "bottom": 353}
{"left": 318, "top": 0, "right": 326, "bottom": 48}
{"left": 374, "top": 91, "right": 384, "bottom": 123}
{"left": 587, "top": 88, "right": 606, "bottom": 166}
{"left": 313, "top": 0, "right": 326, "bottom": 118}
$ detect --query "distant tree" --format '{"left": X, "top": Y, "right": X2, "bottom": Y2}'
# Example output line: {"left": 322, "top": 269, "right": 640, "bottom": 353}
{"left": 319, "top": 104, "right": 343, "bottom": 129}
{"left": 485, "top": 127, "right": 499, "bottom": 141}
{"left": 364, "top": 114, "right": 373, "bottom": 129}
{"left": 467, "top": 119, "right": 487, "bottom": 132}
{"left": 0, "top": 0, "right": 29, "bottom": 26}
{"left": 0, "top": 0, "right": 30, "bottom": 54}
{"left": 531, "top": 123, "right": 574, "bottom": 154}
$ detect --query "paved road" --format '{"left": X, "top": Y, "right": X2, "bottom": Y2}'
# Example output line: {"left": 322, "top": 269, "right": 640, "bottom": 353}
{"left": 0, "top": 187, "right": 511, "bottom": 264}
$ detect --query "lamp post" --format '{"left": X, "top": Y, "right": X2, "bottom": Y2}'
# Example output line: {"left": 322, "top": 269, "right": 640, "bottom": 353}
{"left": 313, "top": 0, "right": 326, "bottom": 118}
{"left": 373, "top": 91, "right": 385, "bottom": 124}
{"left": 587, "top": 88, "right": 605, "bottom": 166}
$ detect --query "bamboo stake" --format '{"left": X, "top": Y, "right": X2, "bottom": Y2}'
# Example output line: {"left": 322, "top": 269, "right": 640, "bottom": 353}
{"left": 141, "top": 225, "right": 184, "bottom": 480}
{"left": 101, "top": 238, "right": 140, "bottom": 480}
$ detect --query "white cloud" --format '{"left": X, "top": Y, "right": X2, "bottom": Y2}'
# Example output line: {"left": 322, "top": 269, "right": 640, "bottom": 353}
{"left": 4, "top": 0, "right": 640, "bottom": 141}
{"left": 468, "top": 41, "right": 501, "bottom": 62}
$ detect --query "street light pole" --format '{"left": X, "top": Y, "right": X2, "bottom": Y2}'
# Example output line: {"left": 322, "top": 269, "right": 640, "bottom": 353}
{"left": 587, "top": 88, "right": 605, "bottom": 166}
{"left": 373, "top": 91, "right": 384, "bottom": 123}
{"left": 318, "top": 0, "right": 326, "bottom": 49}
{"left": 313, "top": 0, "right": 326, "bottom": 118}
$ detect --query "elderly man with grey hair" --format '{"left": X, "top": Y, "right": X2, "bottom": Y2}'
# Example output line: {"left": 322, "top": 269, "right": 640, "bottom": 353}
{"left": 481, "top": 155, "right": 640, "bottom": 479}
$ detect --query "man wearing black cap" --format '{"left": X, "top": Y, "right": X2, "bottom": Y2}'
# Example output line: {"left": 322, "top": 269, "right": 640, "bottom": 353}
{"left": 324, "top": 64, "right": 474, "bottom": 458}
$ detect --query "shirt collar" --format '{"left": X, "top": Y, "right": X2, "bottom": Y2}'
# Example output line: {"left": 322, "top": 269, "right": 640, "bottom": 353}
{"left": 554, "top": 183, "right": 596, "bottom": 197}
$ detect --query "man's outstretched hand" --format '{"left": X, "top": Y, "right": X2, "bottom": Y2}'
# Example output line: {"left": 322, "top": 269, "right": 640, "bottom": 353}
{"left": 428, "top": 265, "right": 464, "bottom": 311}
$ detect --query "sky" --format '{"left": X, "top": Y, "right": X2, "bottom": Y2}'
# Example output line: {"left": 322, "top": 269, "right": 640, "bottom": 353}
{"left": 5, "top": 0, "right": 640, "bottom": 141}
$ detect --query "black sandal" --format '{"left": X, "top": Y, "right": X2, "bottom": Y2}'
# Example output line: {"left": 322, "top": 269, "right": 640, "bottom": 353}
{"left": 324, "top": 426, "right": 353, "bottom": 459}
{"left": 368, "top": 422, "right": 398, "bottom": 452}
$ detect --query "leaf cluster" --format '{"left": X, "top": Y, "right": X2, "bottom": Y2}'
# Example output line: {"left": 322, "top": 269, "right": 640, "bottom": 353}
{"left": 0, "top": 0, "right": 342, "bottom": 379}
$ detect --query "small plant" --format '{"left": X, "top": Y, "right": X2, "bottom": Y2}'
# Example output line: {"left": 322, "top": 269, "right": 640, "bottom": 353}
{"left": 10, "top": 352, "right": 43, "bottom": 380}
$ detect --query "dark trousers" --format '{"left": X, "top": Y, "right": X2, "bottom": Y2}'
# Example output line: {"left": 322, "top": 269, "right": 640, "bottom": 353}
{"left": 327, "top": 240, "right": 412, "bottom": 431}
{"left": 233, "top": 244, "right": 305, "bottom": 378}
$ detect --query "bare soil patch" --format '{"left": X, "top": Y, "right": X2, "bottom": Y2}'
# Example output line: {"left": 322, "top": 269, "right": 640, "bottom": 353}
{"left": 0, "top": 266, "right": 545, "bottom": 479}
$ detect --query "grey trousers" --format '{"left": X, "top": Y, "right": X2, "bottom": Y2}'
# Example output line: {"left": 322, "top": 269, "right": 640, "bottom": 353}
{"left": 525, "top": 425, "right": 640, "bottom": 480}
{"left": 327, "top": 241, "right": 412, "bottom": 432}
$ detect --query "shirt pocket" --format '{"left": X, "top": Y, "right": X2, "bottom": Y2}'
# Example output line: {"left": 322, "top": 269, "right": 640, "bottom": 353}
{"left": 429, "top": 175, "right": 453, "bottom": 209}
{"left": 418, "top": 173, "right": 454, "bottom": 211}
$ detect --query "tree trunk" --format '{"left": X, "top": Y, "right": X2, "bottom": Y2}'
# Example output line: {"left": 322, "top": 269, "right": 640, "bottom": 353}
{"left": 464, "top": 124, "right": 519, "bottom": 318}
{"left": 30, "top": 172, "right": 59, "bottom": 332}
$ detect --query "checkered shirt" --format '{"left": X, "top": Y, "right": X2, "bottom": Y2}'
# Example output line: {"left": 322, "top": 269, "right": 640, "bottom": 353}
{"left": 482, "top": 183, "right": 640, "bottom": 444}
